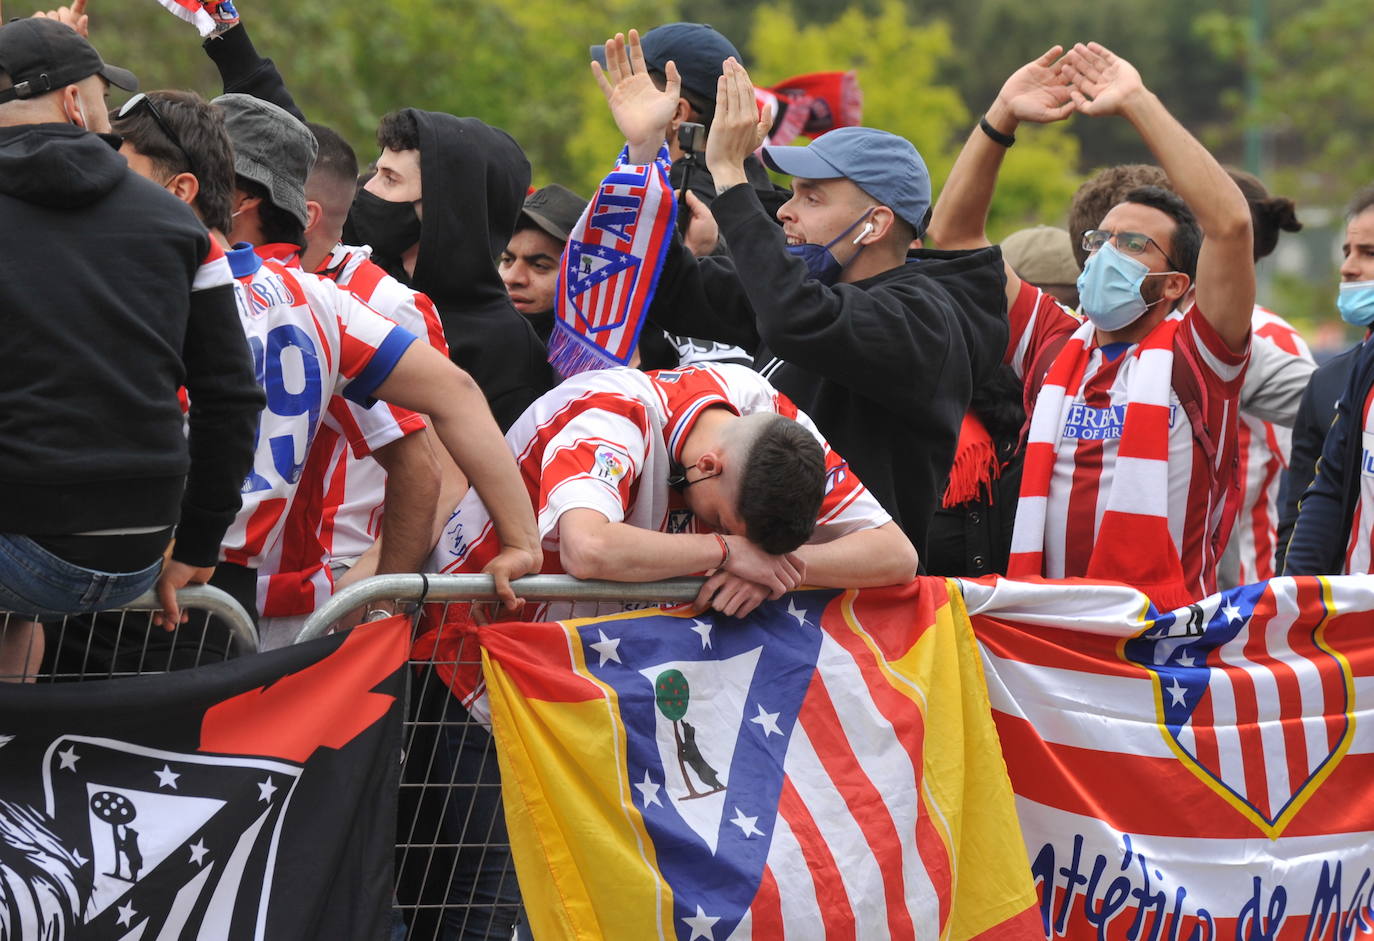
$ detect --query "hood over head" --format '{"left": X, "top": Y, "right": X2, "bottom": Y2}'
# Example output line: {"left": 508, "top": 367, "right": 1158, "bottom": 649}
{"left": 406, "top": 109, "right": 532, "bottom": 310}
{"left": 0, "top": 123, "right": 127, "bottom": 208}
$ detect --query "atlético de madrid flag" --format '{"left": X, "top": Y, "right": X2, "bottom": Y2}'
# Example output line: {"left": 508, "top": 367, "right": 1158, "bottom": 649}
{"left": 0, "top": 617, "right": 409, "bottom": 939}
{"left": 966, "top": 574, "right": 1374, "bottom": 939}
{"left": 481, "top": 581, "right": 1040, "bottom": 941}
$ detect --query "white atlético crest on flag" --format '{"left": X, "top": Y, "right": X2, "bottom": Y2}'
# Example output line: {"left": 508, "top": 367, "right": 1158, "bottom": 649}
{"left": 5, "top": 734, "right": 303, "bottom": 939}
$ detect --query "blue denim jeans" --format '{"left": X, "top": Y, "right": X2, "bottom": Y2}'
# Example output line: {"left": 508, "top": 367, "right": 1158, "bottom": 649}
{"left": 0, "top": 534, "right": 161, "bottom": 618}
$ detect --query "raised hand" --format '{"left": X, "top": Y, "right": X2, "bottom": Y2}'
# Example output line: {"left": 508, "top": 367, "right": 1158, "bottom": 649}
{"left": 592, "top": 29, "right": 681, "bottom": 162}
{"left": 1063, "top": 42, "right": 1147, "bottom": 118}
{"left": 32, "top": 0, "right": 89, "bottom": 37}
{"left": 704, "top": 57, "right": 771, "bottom": 191}
{"left": 996, "top": 45, "right": 1074, "bottom": 124}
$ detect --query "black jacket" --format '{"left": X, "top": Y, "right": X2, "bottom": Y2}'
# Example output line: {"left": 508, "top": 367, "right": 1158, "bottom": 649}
{"left": 0, "top": 124, "right": 262, "bottom": 565}
{"left": 1276, "top": 343, "right": 1358, "bottom": 571}
{"left": 1282, "top": 342, "right": 1368, "bottom": 574}
{"left": 373, "top": 111, "right": 553, "bottom": 430}
{"left": 646, "top": 183, "right": 1008, "bottom": 560}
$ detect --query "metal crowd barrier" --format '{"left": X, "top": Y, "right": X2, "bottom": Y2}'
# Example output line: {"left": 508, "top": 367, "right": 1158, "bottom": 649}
{"left": 0, "top": 585, "right": 258, "bottom": 682}
{"left": 297, "top": 575, "right": 706, "bottom": 941}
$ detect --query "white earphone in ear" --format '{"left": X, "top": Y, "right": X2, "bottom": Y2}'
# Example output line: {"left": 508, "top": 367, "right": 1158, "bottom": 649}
{"left": 852, "top": 222, "right": 876, "bottom": 245}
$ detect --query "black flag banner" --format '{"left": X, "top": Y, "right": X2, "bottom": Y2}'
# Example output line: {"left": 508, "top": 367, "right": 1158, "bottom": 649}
{"left": 0, "top": 615, "right": 411, "bottom": 940}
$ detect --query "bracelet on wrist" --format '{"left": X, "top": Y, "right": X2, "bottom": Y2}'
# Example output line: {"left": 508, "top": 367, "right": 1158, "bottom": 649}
{"left": 713, "top": 533, "right": 730, "bottom": 570}
{"left": 979, "top": 115, "right": 1016, "bottom": 148}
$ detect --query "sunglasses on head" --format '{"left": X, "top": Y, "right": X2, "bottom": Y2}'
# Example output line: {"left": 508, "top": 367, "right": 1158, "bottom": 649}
{"left": 116, "top": 93, "right": 196, "bottom": 179}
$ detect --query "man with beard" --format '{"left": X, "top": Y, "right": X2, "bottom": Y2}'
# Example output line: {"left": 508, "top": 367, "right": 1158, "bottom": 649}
{"left": 929, "top": 43, "right": 1255, "bottom": 610}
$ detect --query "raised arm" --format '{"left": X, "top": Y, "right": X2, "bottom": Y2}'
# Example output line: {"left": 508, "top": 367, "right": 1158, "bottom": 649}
{"left": 927, "top": 46, "right": 1075, "bottom": 311}
{"left": 593, "top": 29, "right": 682, "bottom": 165}
{"left": 1064, "top": 42, "right": 1254, "bottom": 352}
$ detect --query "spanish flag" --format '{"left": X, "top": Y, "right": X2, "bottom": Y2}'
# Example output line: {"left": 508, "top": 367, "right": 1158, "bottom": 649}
{"left": 482, "top": 579, "right": 1039, "bottom": 939}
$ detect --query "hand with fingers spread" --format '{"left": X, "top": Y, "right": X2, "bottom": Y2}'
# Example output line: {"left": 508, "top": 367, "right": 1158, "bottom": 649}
{"left": 704, "top": 57, "right": 771, "bottom": 193}
{"left": 996, "top": 45, "right": 1075, "bottom": 125}
{"left": 32, "top": 0, "right": 89, "bottom": 37}
{"left": 592, "top": 29, "right": 681, "bottom": 164}
{"left": 1062, "top": 42, "right": 1147, "bottom": 118}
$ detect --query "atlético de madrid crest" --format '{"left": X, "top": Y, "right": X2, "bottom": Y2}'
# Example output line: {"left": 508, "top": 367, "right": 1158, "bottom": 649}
{"left": 1122, "top": 579, "right": 1355, "bottom": 838}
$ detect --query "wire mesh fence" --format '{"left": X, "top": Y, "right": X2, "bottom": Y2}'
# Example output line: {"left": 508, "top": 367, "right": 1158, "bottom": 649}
{"left": 0, "top": 585, "right": 258, "bottom": 683}
{"left": 298, "top": 575, "right": 704, "bottom": 941}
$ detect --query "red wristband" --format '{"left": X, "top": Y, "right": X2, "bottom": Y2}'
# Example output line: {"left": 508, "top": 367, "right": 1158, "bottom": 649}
{"left": 713, "top": 533, "right": 730, "bottom": 570}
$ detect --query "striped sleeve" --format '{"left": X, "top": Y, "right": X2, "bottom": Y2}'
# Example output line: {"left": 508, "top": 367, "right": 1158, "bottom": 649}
{"left": 1181, "top": 304, "right": 1249, "bottom": 396}
{"left": 192, "top": 238, "right": 234, "bottom": 292}
{"left": 1006, "top": 279, "right": 1079, "bottom": 380}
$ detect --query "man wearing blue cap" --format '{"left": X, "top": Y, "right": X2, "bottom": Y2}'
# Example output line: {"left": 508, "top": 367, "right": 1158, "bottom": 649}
{"left": 593, "top": 32, "right": 1008, "bottom": 565}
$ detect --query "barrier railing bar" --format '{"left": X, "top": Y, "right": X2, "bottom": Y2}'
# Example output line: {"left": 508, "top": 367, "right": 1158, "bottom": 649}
{"left": 295, "top": 574, "right": 708, "bottom": 644}
{"left": 117, "top": 585, "right": 260, "bottom": 654}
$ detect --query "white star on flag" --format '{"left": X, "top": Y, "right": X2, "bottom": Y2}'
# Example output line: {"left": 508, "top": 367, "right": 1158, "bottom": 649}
{"left": 590, "top": 630, "right": 622, "bottom": 666}
{"left": 189, "top": 839, "right": 209, "bottom": 865}
{"left": 787, "top": 598, "right": 808, "bottom": 627}
{"left": 154, "top": 764, "right": 180, "bottom": 789}
{"left": 1176, "top": 650, "right": 1196, "bottom": 668}
{"left": 682, "top": 905, "right": 721, "bottom": 940}
{"left": 634, "top": 770, "right": 662, "bottom": 808}
{"left": 115, "top": 900, "right": 137, "bottom": 928}
{"left": 730, "top": 806, "right": 764, "bottom": 838}
{"left": 1220, "top": 600, "right": 1243, "bottom": 625}
{"left": 1167, "top": 676, "right": 1189, "bottom": 707}
{"left": 690, "top": 619, "right": 713, "bottom": 649}
{"left": 257, "top": 777, "right": 278, "bottom": 802}
{"left": 750, "top": 704, "right": 782, "bottom": 738}
{"left": 57, "top": 745, "right": 79, "bottom": 771}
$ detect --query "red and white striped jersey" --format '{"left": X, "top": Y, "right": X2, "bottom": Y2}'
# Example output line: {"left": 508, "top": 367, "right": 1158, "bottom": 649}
{"left": 426, "top": 363, "right": 890, "bottom": 618}
{"left": 1008, "top": 281, "right": 1249, "bottom": 602}
{"left": 218, "top": 245, "right": 418, "bottom": 572}
{"left": 1222, "top": 307, "right": 1313, "bottom": 586}
{"left": 256, "top": 245, "right": 445, "bottom": 617}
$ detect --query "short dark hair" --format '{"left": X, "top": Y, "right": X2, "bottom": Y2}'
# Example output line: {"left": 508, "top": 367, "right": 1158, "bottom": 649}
{"left": 736, "top": 417, "right": 825, "bottom": 554}
{"left": 1227, "top": 168, "right": 1300, "bottom": 262}
{"left": 307, "top": 121, "right": 358, "bottom": 186}
{"left": 649, "top": 68, "right": 715, "bottom": 131}
{"left": 1348, "top": 185, "right": 1374, "bottom": 220}
{"left": 1122, "top": 185, "right": 1202, "bottom": 279}
{"left": 111, "top": 90, "right": 236, "bottom": 233}
{"left": 376, "top": 109, "right": 420, "bottom": 154}
{"left": 1068, "top": 164, "right": 1171, "bottom": 270}
{"left": 236, "top": 175, "right": 306, "bottom": 250}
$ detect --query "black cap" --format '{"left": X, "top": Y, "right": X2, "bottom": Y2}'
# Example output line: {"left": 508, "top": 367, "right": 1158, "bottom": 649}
{"left": 520, "top": 184, "right": 586, "bottom": 244}
{"left": 592, "top": 23, "right": 742, "bottom": 103}
{"left": 0, "top": 18, "right": 137, "bottom": 105}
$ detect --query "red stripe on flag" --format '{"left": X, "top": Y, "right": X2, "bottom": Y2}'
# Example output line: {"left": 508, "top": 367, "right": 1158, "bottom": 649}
{"left": 476, "top": 620, "right": 605, "bottom": 704}
{"left": 797, "top": 675, "right": 917, "bottom": 941}
{"left": 777, "top": 777, "right": 857, "bottom": 940}
{"left": 834, "top": 587, "right": 955, "bottom": 924}
{"left": 975, "top": 616, "right": 1146, "bottom": 678}
{"left": 748, "top": 865, "right": 784, "bottom": 936}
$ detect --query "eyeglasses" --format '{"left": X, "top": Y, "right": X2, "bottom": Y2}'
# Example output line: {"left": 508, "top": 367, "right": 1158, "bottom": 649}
{"left": 116, "top": 93, "right": 196, "bottom": 179}
{"left": 667, "top": 465, "right": 721, "bottom": 492}
{"left": 1082, "top": 228, "right": 1181, "bottom": 272}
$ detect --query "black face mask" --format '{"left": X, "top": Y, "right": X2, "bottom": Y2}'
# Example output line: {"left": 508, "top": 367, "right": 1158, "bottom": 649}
{"left": 348, "top": 189, "right": 421, "bottom": 262}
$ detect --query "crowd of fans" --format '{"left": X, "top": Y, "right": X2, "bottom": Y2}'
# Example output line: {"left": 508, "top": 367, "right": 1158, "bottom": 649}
{"left": 4, "top": 3, "right": 1374, "bottom": 935}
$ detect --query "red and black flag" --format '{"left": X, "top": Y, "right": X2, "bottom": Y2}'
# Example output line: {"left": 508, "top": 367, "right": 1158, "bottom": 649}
{"left": 0, "top": 616, "right": 410, "bottom": 940}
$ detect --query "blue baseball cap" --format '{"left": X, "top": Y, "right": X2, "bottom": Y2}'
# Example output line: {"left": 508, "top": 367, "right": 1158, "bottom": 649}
{"left": 591, "top": 23, "right": 742, "bottom": 103}
{"left": 762, "top": 127, "right": 932, "bottom": 232}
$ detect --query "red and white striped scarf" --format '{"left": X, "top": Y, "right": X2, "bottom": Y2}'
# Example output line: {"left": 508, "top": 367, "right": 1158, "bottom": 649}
{"left": 1009, "top": 313, "right": 1189, "bottom": 603}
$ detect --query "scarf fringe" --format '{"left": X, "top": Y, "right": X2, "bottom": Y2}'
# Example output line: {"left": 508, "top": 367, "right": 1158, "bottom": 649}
{"left": 942, "top": 414, "right": 1001, "bottom": 508}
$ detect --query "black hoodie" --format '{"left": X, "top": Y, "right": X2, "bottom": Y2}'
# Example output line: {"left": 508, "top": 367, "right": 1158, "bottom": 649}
{"left": 377, "top": 111, "right": 553, "bottom": 430}
{"left": 0, "top": 123, "right": 262, "bottom": 566}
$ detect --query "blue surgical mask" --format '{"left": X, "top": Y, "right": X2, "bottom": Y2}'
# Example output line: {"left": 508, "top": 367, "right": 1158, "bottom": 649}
{"left": 1077, "top": 241, "right": 1175, "bottom": 332}
{"left": 786, "top": 208, "right": 875, "bottom": 286}
{"left": 1338, "top": 280, "right": 1374, "bottom": 326}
